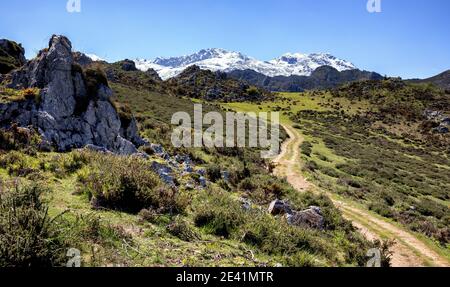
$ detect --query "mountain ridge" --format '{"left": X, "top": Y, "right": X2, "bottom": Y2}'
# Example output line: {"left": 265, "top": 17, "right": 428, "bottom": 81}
{"left": 134, "top": 48, "right": 356, "bottom": 80}
{"left": 407, "top": 70, "right": 450, "bottom": 90}
{"left": 228, "top": 66, "right": 384, "bottom": 92}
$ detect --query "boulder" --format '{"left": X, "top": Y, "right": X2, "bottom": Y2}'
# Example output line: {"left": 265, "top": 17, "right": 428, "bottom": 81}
{"left": 0, "top": 35, "right": 143, "bottom": 155}
{"left": 199, "top": 176, "right": 207, "bottom": 188}
{"left": 239, "top": 198, "right": 252, "bottom": 211}
{"left": 221, "top": 170, "right": 230, "bottom": 183}
{"left": 433, "top": 126, "right": 449, "bottom": 134}
{"left": 286, "top": 206, "right": 324, "bottom": 230}
{"left": 151, "top": 161, "right": 175, "bottom": 187}
{"left": 118, "top": 59, "right": 137, "bottom": 71}
{"left": 268, "top": 199, "right": 292, "bottom": 216}
{"left": 183, "top": 163, "right": 194, "bottom": 173}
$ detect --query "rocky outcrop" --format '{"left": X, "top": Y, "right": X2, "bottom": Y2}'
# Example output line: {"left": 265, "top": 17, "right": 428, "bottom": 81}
{"left": 286, "top": 206, "right": 324, "bottom": 230}
{"left": 167, "top": 65, "right": 271, "bottom": 102}
{"left": 73, "top": 52, "right": 94, "bottom": 67}
{"left": 268, "top": 199, "right": 324, "bottom": 230}
{"left": 0, "top": 35, "right": 143, "bottom": 154}
{"left": 0, "top": 39, "right": 26, "bottom": 74}
{"left": 424, "top": 110, "right": 450, "bottom": 134}
{"left": 117, "top": 59, "right": 138, "bottom": 72}
{"left": 268, "top": 199, "right": 292, "bottom": 215}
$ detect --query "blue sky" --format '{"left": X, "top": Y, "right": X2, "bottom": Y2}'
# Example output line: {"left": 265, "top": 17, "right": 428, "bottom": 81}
{"left": 0, "top": 0, "right": 448, "bottom": 79}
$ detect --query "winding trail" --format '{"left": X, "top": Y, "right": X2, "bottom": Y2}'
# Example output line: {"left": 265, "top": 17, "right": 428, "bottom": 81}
{"left": 273, "top": 124, "right": 449, "bottom": 267}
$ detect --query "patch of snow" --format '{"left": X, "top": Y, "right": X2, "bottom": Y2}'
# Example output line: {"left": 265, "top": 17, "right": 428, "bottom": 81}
{"left": 86, "top": 54, "right": 105, "bottom": 62}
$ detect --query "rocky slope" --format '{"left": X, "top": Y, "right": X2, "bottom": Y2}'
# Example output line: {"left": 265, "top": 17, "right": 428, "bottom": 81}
{"left": 166, "top": 65, "right": 271, "bottom": 102}
{"left": 0, "top": 35, "right": 144, "bottom": 154}
{"left": 228, "top": 66, "right": 383, "bottom": 92}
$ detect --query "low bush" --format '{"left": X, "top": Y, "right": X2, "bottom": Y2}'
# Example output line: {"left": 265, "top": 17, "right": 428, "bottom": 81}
{"left": 238, "top": 174, "right": 288, "bottom": 204}
{"left": 300, "top": 141, "right": 313, "bottom": 157}
{"left": 81, "top": 152, "right": 186, "bottom": 214}
{"left": 84, "top": 65, "right": 108, "bottom": 96}
{"left": 415, "top": 198, "right": 448, "bottom": 219}
{"left": 0, "top": 182, "right": 67, "bottom": 267}
{"left": 70, "top": 213, "right": 131, "bottom": 246}
{"left": 0, "top": 151, "right": 37, "bottom": 177}
{"left": 167, "top": 217, "right": 200, "bottom": 242}
{"left": 193, "top": 189, "right": 246, "bottom": 238}
{"left": 205, "top": 164, "right": 222, "bottom": 182}
{"left": 368, "top": 202, "right": 394, "bottom": 218}
{"left": 0, "top": 125, "right": 40, "bottom": 152}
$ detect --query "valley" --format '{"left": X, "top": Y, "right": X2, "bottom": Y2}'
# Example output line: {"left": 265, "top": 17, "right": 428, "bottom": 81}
{"left": 0, "top": 35, "right": 449, "bottom": 268}
{"left": 224, "top": 90, "right": 450, "bottom": 267}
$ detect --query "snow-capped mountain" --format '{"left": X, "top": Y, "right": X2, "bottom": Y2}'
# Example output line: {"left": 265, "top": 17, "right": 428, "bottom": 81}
{"left": 135, "top": 48, "right": 356, "bottom": 80}
{"left": 85, "top": 54, "right": 105, "bottom": 62}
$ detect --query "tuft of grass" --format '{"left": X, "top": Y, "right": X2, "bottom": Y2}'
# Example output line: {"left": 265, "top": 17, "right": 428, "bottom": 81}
{"left": 0, "top": 87, "right": 40, "bottom": 104}
{"left": 84, "top": 65, "right": 108, "bottom": 97}
{"left": 0, "top": 182, "right": 68, "bottom": 267}
{"left": 167, "top": 217, "right": 200, "bottom": 242}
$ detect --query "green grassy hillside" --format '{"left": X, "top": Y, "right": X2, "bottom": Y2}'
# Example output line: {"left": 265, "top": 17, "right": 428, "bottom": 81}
{"left": 0, "top": 64, "right": 376, "bottom": 267}
{"left": 224, "top": 81, "right": 450, "bottom": 250}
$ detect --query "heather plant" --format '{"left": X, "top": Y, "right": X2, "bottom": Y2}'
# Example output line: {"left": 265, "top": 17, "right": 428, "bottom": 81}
{"left": 0, "top": 182, "right": 67, "bottom": 267}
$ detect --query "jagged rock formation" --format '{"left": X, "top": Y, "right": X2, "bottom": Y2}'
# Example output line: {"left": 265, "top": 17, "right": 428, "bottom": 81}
{"left": 117, "top": 59, "right": 138, "bottom": 72}
{"left": 0, "top": 35, "right": 144, "bottom": 154}
{"left": 0, "top": 39, "right": 26, "bottom": 74}
{"left": 73, "top": 52, "right": 94, "bottom": 67}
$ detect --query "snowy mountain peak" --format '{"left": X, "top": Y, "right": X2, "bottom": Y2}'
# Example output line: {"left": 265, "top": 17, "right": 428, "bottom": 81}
{"left": 85, "top": 54, "right": 105, "bottom": 62}
{"left": 152, "top": 48, "right": 250, "bottom": 68}
{"left": 135, "top": 49, "right": 356, "bottom": 80}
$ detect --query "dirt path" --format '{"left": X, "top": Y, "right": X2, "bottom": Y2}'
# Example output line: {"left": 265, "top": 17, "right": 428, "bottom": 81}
{"left": 272, "top": 124, "right": 449, "bottom": 267}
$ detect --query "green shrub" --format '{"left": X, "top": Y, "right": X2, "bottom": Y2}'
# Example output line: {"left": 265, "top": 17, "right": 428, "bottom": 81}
{"left": 283, "top": 251, "right": 319, "bottom": 267}
{"left": 0, "top": 125, "right": 40, "bottom": 152}
{"left": 368, "top": 202, "right": 394, "bottom": 218}
{"left": 416, "top": 198, "right": 448, "bottom": 219}
{"left": 193, "top": 189, "right": 246, "bottom": 238}
{"left": 0, "top": 182, "right": 67, "bottom": 267}
{"left": 206, "top": 164, "right": 222, "bottom": 182}
{"left": 167, "top": 217, "right": 200, "bottom": 242}
{"left": 0, "top": 151, "right": 37, "bottom": 177}
{"left": 45, "top": 152, "right": 90, "bottom": 178}
{"left": 300, "top": 141, "right": 313, "bottom": 157}
{"left": 304, "top": 160, "right": 319, "bottom": 172}
{"left": 238, "top": 174, "right": 287, "bottom": 204}
{"left": 82, "top": 152, "right": 186, "bottom": 214}
{"left": 84, "top": 66, "right": 108, "bottom": 96}
{"left": 70, "top": 213, "right": 131, "bottom": 246}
